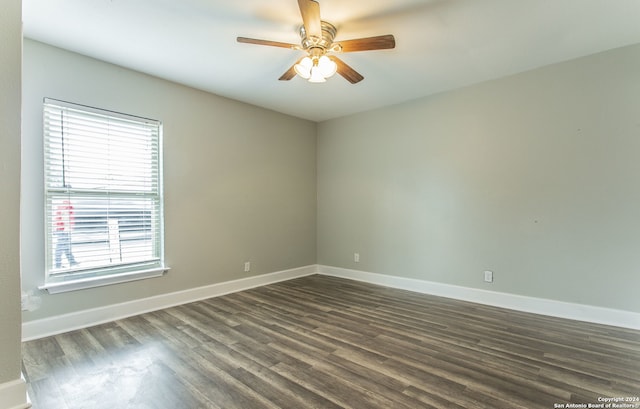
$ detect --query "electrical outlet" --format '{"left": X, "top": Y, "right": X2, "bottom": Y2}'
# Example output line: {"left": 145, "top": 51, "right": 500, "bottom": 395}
{"left": 354, "top": 252, "right": 360, "bottom": 263}
{"left": 244, "top": 261, "right": 251, "bottom": 272}
{"left": 484, "top": 270, "right": 494, "bottom": 283}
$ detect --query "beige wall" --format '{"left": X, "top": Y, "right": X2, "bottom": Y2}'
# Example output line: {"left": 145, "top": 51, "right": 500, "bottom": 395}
{"left": 318, "top": 44, "right": 640, "bottom": 313}
{"left": 21, "top": 39, "right": 317, "bottom": 321}
{"left": 0, "top": 0, "right": 23, "bottom": 384}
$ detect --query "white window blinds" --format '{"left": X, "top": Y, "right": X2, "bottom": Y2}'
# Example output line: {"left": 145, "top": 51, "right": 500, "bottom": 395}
{"left": 43, "top": 98, "right": 164, "bottom": 284}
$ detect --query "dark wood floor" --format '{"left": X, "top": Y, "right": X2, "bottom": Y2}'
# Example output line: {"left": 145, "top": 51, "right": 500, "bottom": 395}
{"left": 23, "top": 275, "right": 640, "bottom": 409}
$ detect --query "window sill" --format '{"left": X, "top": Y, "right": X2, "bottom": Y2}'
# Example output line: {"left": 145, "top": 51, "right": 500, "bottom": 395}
{"left": 39, "top": 267, "right": 169, "bottom": 294}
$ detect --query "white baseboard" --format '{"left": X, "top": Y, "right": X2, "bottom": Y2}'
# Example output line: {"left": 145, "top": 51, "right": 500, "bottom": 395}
{"left": 22, "top": 265, "right": 318, "bottom": 341}
{"left": 23, "top": 263, "right": 640, "bottom": 341}
{"left": 318, "top": 265, "right": 640, "bottom": 330}
{"left": 0, "top": 374, "right": 30, "bottom": 409}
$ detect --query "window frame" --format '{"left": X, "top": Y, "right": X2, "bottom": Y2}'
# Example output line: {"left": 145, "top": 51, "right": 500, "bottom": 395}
{"left": 40, "top": 98, "right": 167, "bottom": 294}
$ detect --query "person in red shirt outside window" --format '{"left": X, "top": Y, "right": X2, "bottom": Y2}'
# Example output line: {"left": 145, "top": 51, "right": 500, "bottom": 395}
{"left": 54, "top": 200, "right": 78, "bottom": 268}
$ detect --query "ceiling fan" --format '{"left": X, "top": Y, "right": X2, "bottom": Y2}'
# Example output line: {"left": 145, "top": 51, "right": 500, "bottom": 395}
{"left": 237, "top": 0, "right": 396, "bottom": 84}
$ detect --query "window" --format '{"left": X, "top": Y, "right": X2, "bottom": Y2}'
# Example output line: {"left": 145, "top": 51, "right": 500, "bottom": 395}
{"left": 42, "top": 98, "right": 165, "bottom": 293}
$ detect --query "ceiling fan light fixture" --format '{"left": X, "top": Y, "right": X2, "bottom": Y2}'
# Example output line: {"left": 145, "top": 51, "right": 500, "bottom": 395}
{"left": 308, "top": 65, "right": 327, "bottom": 83}
{"left": 318, "top": 55, "right": 337, "bottom": 78}
{"left": 294, "top": 56, "right": 313, "bottom": 79}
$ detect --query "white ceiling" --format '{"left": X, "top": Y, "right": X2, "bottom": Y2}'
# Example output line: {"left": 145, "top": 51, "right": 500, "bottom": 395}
{"left": 22, "top": 0, "right": 640, "bottom": 122}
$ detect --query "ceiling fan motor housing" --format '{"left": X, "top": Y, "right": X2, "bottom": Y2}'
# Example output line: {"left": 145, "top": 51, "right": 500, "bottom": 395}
{"left": 299, "top": 21, "right": 338, "bottom": 52}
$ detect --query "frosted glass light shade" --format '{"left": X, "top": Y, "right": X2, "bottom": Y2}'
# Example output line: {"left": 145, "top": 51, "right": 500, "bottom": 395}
{"left": 318, "top": 55, "right": 337, "bottom": 78}
{"left": 308, "top": 66, "right": 327, "bottom": 83}
{"left": 294, "top": 57, "right": 313, "bottom": 79}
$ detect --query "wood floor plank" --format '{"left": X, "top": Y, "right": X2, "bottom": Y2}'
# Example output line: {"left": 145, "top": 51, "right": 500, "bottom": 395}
{"left": 23, "top": 275, "right": 640, "bottom": 408}
{"left": 227, "top": 365, "right": 342, "bottom": 409}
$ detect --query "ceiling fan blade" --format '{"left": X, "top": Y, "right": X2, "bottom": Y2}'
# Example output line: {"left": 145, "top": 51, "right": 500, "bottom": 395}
{"left": 279, "top": 59, "right": 301, "bottom": 81}
{"left": 331, "top": 56, "right": 364, "bottom": 84}
{"left": 237, "top": 37, "right": 298, "bottom": 49}
{"left": 335, "top": 34, "right": 396, "bottom": 52}
{"left": 298, "top": 0, "right": 322, "bottom": 39}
